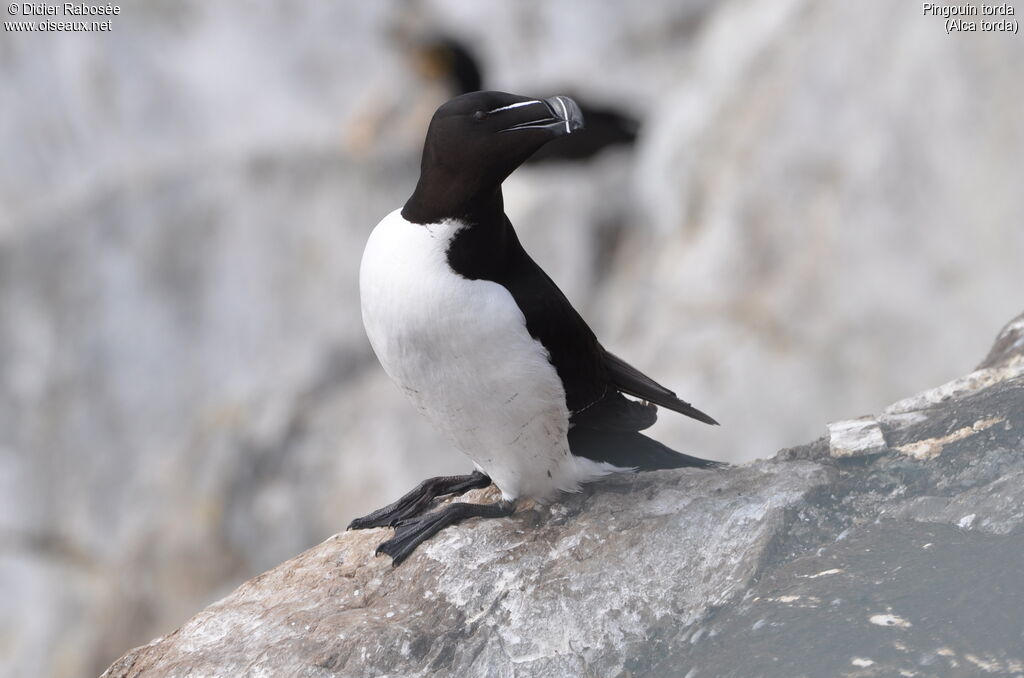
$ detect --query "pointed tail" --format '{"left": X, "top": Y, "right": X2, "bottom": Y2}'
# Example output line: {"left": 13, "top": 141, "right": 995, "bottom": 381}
{"left": 568, "top": 427, "right": 726, "bottom": 471}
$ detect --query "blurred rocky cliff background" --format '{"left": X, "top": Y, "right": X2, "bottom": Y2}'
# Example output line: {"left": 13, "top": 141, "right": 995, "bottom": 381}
{"left": 1, "top": 1, "right": 1022, "bottom": 676}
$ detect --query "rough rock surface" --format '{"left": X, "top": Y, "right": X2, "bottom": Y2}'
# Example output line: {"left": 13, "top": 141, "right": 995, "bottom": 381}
{"left": 103, "top": 317, "right": 1024, "bottom": 677}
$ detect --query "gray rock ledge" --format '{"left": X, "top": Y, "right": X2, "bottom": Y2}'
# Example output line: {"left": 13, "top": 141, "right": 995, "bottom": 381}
{"left": 103, "top": 313, "right": 1024, "bottom": 678}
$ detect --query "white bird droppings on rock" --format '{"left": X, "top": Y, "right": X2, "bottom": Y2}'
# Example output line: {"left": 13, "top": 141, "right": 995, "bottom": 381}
{"left": 869, "top": 613, "right": 912, "bottom": 629}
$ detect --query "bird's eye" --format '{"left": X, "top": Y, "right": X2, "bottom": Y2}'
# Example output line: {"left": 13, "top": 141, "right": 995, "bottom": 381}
{"left": 473, "top": 110, "right": 489, "bottom": 121}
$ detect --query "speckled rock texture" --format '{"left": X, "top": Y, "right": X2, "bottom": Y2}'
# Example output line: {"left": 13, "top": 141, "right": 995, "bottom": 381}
{"left": 103, "top": 316, "right": 1024, "bottom": 678}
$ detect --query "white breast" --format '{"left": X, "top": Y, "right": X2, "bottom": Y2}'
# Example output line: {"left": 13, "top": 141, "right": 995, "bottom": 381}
{"left": 359, "top": 209, "right": 619, "bottom": 501}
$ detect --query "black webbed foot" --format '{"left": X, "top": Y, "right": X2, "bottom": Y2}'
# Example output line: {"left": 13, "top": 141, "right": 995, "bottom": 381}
{"left": 347, "top": 470, "right": 492, "bottom": 530}
{"left": 376, "top": 499, "right": 516, "bottom": 566}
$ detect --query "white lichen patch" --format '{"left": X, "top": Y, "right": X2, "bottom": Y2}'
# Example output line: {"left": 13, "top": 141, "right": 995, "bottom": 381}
{"left": 957, "top": 514, "right": 976, "bottom": 529}
{"left": 885, "top": 356, "right": 1024, "bottom": 416}
{"left": 828, "top": 416, "right": 887, "bottom": 457}
{"left": 869, "top": 613, "right": 911, "bottom": 629}
{"left": 851, "top": 657, "right": 875, "bottom": 667}
{"left": 896, "top": 417, "right": 1003, "bottom": 460}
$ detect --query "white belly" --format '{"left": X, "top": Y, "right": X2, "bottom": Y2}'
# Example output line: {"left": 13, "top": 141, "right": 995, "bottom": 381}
{"left": 359, "top": 209, "right": 617, "bottom": 501}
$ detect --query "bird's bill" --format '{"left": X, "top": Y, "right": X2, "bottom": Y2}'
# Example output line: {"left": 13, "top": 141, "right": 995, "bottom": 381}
{"left": 499, "top": 96, "right": 584, "bottom": 136}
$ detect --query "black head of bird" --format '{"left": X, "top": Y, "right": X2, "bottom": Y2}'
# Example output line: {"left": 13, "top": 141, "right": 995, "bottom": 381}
{"left": 404, "top": 91, "right": 584, "bottom": 224}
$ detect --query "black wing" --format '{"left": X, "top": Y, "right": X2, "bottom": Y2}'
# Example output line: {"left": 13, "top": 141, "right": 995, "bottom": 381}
{"left": 497, "top": 234, "right": 608, "bottom": 414}
{"left": 602, "top": 350, "right": 719, "bottom": 426}
{"left": 499, "top": 253, "right": 678, "bottom": 433}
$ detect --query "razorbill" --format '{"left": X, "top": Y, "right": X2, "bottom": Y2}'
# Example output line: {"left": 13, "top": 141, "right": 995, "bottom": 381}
{"left": 351, "top": 91, "right": 720, "bottom": 565}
